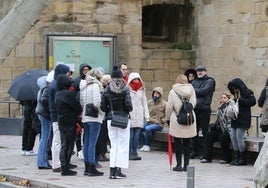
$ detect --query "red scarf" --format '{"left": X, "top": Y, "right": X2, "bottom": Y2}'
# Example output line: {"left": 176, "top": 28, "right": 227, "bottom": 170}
{"left": 130, "top": 81, "right": 143, "bottom": 91}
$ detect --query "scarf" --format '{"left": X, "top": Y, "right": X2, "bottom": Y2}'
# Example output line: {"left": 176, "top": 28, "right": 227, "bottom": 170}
{"left": 216, "top": 102, "right": 229, "bottom": 133}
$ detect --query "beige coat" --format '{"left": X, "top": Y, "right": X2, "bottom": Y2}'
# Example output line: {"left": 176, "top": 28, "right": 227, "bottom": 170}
{"left": 165, "top": 83, "right": 197, "bottom": 138}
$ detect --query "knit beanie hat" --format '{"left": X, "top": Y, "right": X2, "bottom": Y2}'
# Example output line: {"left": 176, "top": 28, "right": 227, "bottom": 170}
{"left": 111, "top": 66, "right": 123, "bottom": 78}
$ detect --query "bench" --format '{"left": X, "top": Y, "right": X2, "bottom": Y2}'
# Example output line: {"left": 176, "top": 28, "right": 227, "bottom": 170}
{"left": 151, "top": 127, "right": 264, "bottom": 153}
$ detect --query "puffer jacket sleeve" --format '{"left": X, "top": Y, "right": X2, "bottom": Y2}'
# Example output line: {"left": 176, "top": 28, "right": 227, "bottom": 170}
{"left": 124, "top": 87, "right": 133, "bottom": 112}
{"left": 189, "top": 85, "right": 197, "bottom": 108}
{"left": 239, "top": 90, "right": 256, "bottom": 107}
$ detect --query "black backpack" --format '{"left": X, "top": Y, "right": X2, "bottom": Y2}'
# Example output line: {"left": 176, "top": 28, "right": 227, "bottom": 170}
{"left": 174, "top": 91, "right": 195, "bottom": 125}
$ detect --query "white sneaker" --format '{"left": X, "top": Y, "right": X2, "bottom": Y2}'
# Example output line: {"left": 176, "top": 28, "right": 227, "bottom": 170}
{"left": 21, "top": 150, "right": 26, "bottom": 156}
{"left": 139, "top": 145, "right": 146, "bottom": 151}
{"left": 143, "top": 145, "right": 150, "bottom": 152}
{"left": 78, "top": 150, "right": 84, "bottom": 160}
{"left": 25, "top": 150, "right": 36, "bottom": 156}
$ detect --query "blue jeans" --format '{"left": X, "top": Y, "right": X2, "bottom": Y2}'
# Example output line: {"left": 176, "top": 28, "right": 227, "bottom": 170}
{"left": 230, "top": 127, "right": 246, "bottom": 152}
{"left": 140, "top": 123, "right": 163, "bottom": 146}
{"left": 83, "top": 122, "right": 101, "bottom": 164}
{"left": 129, "top": 127, "right": 141, "bottom": 154}
{"left": 37, "top": 115, "right": 52, "bottom": 167}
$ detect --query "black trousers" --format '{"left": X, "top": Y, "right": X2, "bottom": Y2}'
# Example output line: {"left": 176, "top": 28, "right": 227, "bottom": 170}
{"left": 96, "top": 120, "right": 109, "bottom": 154}
{"left": 192, "top": 110, "right": 211, "bottom": 154}
{"left": 22, "top": 119, "right": 37, "bottom": 151}
{"left": 174, "top": 137, "right": 191, "bottom": 167}
{"left": 59, "top": 129, "right": 76, "bottom": 167}
{"left": 203, "top": 129, "right": 231, "bottom": 162}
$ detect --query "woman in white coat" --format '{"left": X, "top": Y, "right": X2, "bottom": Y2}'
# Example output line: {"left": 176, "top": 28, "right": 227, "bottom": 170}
{"left": 165, "top": 74, "right": 197, "bottom": 172}
{"left": 80, "top": 71, "right": 105, "bottom": 176}
{"left": 127, "top": 72, "right": 150, "bottom": 160}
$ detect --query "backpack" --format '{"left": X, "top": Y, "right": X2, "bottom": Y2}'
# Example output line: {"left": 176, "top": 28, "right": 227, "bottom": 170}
{"left": 174, "top": 91, "right": 195, "bottom": 125}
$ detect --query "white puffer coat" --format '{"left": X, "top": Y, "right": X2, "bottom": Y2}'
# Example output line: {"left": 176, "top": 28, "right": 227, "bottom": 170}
{"left": 80, "top": 75, "right": 105, "bottom": 123}
{"left": 165, "top": 83, "right": 197, "bottom": 138}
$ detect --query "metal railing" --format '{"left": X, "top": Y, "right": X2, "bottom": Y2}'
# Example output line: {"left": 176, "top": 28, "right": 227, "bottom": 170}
{"left": 0, "top": 101, "right": 23, "bottom": 118}
{"left": 211, "top": 112, "right": 261, "bottom": 138}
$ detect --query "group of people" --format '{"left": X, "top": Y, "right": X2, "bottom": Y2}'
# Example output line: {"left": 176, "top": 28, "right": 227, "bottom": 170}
{"left": 20, "top": 61, "right": 265, "bottom": 179}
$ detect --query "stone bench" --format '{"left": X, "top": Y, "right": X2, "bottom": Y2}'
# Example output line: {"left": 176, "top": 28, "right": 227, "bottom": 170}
{"left": 151, "top": 127, "right": 264, "bottom": 153}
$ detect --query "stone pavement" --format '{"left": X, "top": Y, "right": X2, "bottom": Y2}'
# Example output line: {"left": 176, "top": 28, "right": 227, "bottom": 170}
{"left": 0, "top": 135, "right": 255, "bottom": 188}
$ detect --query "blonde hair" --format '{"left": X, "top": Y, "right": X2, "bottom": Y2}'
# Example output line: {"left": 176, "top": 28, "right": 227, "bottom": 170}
{"left": 176, "top": 74, "right": 188, "bottom": 84}
{"left": 222, "top": 91, "right": 232, "bottom": 99}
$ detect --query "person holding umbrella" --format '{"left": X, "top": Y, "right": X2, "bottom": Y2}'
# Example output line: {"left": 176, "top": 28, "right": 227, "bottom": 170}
{"left": 165, "top": 74, "right": 197, "bottom": 171}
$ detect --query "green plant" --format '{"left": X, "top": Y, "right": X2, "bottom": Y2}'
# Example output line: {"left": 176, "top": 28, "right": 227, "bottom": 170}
{"left": 171, "top": 42, "right": 192, "bottom": 50}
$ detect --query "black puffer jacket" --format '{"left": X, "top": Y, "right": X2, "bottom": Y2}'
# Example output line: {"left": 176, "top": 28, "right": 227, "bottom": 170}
{"left": 55, "top": 75, "right": 82, "bottom": 132}
{"left": 228, "top": 78, "right": 256, "bottom": 129}
{"left": 191, "top": 74, "right": 215, "bottom": 111}
{"left": 100, "top": 79, "right": 133, "bottom": 120}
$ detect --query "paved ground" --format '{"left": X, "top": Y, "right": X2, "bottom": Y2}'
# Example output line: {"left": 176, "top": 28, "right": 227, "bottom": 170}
{"left": 0, "top": 135, "right": 255, "bottom": 188}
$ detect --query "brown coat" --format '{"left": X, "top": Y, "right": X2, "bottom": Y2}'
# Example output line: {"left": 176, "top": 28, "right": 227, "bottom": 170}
{"left": 165, "top": 83, "right": 197, "bottom": 138}
{"left": 147, "top": 87, "right": 167, "bottom": 127}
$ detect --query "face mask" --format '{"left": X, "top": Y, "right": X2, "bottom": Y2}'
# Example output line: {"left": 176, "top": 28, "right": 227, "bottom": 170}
{"left": 153, "top": 96, "right": 160, "bottom": 101}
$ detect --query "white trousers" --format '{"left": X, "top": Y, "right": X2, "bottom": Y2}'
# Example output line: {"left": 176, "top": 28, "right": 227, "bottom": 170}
{"left": 108, "top": 120, "right": 130, "bottom": 169}
{"left": 51, "top": 122, "right": 61, "bottom": 169}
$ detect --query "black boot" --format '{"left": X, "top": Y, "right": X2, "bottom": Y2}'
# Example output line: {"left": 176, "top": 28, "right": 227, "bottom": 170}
{"left": 235, "top": 152, "right": 247, "bottom": 166}
{"left": 61, "top": 165, "right": 77, "bottom": 176}
{"left": 173, "top": 152, "right": 182, "bottom": 172}
{"left": 84, "top": 163, "right": 90, "bottom": 176}
{"left": 230, "top": 151, "right": 239, "bottom": 165}
{"left": 109, "top": 167, "right": 116, "bottom": 179}
{"left": 88, "top": 163, "right": 104, "bottom": 176}
{"left": 183, "top": 153, "right": 190, "bottom": 171}
{"left": 115, "top": 167, "right": 126, "bottom": 178}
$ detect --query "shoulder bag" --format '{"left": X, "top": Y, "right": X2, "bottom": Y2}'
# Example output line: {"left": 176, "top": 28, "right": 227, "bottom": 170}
{"left": 109, "top": 95, "right": 129, "bottom": 129}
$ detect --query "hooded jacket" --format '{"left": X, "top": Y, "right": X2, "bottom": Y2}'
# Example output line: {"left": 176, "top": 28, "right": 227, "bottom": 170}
{"left": 227, "top": 78, "right": 256, "bottom": 129}
{"left": 48, "top": 64, "right": 70, "bottom": 122}
{"left": 165, "top": 83, "right": 197, "bottom": 138}
{"left": 127, "top": 73, "right": 150, "bottom": 128}
{"left": 55, "top": 75, "right": 82, "bottom": 132}
{"left": 79, "top": 73, "right": 105, "bottom": 124}
{"left": 73, "top": 63, "right": 92, "bottom": 93}
{"left": 36, "top": 76, "right": 50, "bottom": 119}
{"left": 147, "top": 87, "right": 167, "bottom": 127}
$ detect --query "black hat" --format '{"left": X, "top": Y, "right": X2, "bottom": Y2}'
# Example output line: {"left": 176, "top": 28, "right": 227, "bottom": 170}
{"left": 111, "top": 66, "right": 123, "bottom": 78}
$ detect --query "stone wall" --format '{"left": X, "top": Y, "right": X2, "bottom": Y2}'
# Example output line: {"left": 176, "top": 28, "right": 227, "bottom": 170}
{"left": 0, "top": 0, "right": 195, "bottom": 117}
{"left": 1, "top": 0, "right": 267, "bottom": 135}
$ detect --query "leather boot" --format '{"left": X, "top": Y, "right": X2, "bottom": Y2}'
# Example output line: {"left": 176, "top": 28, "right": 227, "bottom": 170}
{"left": 109, "top": 167, "right": 116, "bottom": 179}
{"left": 173, "top": 151, "right": 182, "bottom": 171}
{"left": 61, "top": 165, "right": 77, "bottom": 176}
{"left": 88, "top": 163, "right": 104, "bottom": 176}
{"left": 84, "top": 163, "right": 90, "bottom": 176}
{"left": 235, "top": 152, "right": 247, "bottom": 166}
{"left": 230, "top": 151, "right": 239, "bottom": 165}
{"left": 115, "top": 167, "right": 126, "bottom": 178}
{"left": 183, "top": 153, "right": 190, "bottom": 171}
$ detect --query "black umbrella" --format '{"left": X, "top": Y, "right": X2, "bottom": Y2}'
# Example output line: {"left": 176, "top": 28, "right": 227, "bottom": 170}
{"left": 8, "top": 69, "right": 48, "bottom": 101}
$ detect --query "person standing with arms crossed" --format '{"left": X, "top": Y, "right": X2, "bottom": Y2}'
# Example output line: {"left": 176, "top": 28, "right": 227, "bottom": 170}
{"left": 190, "top": 65, "right": 215, "bottom": 159}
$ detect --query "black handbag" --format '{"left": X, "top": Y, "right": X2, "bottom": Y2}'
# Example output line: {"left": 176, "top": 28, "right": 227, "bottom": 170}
{"left": 85, "top": 103, "right": 99, "bottom": 117}
{"left": 109, "top": 96, "right": 129, "bottom": 129}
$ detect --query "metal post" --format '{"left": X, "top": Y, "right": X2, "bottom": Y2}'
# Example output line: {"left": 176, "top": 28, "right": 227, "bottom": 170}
{"left": 187, "top": 166, "right": 195, "bottom": 188}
